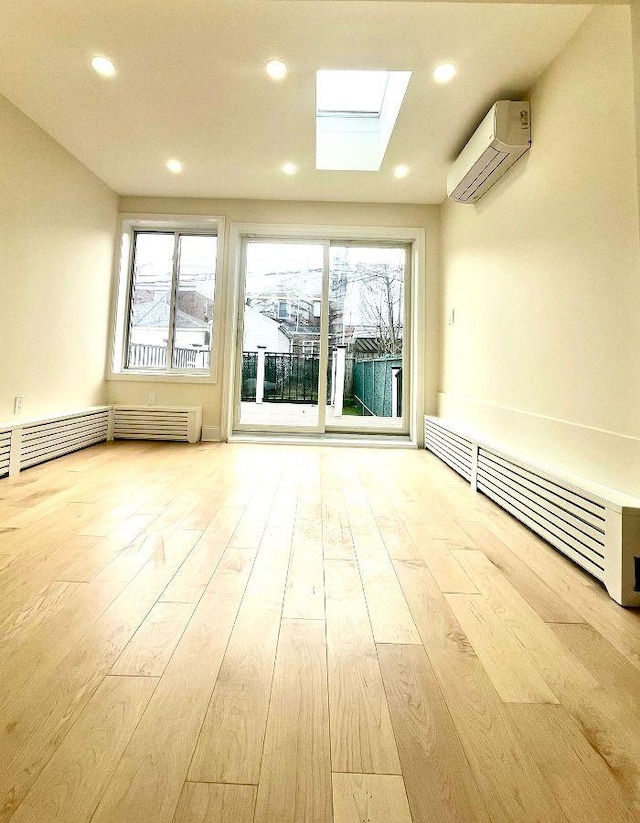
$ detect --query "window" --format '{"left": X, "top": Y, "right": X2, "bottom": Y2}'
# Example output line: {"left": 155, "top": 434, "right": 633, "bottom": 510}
{"left": 316, "top": 70, "right": 390, "bottom": 117}
{"left": 278, "top": 300, "right": 288, "bottom": 319}
{"left": 316, "top": 70, "right": 412, "bottom": 171}
{"left": 111, "top": 216, "right": 222, "bottom": 379}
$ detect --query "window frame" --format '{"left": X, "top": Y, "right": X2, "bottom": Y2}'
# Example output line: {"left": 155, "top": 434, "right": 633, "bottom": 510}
{"left": 107, "top": 214, "right": 225, "bottom": 383}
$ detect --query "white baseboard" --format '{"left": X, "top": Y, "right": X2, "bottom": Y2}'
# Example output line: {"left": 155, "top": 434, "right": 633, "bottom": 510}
{"left": 437, "top": 392, "right": 640, "bottom": 498}
{"left": 202, "top": 426, "right": 222, "bottom": 442}
{"left": 229, "top": 433, "right": 415, "bottom": 448}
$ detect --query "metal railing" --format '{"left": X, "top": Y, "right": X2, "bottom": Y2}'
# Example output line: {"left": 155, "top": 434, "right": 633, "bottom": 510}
{"left": 128, "top": 343, "right": 211, "bottom": 370}
{"left": 241, "top": 352, "right": 258, "bottom": 400}
{"left": 241, "top": 351, "right": 324, "bottom": 403}
{"left": 265, "top": 352, "right": 320, "bottom": 402}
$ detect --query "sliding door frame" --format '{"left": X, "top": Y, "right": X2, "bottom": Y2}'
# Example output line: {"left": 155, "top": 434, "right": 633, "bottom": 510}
{"left": 233, "top": 236, "right": 330, "bottom": 435}
{"left": 222, "top": 222, "right": 426, "bottom": 444}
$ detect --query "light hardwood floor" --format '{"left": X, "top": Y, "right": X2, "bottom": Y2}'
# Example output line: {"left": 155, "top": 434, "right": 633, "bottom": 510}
{"left": 0, "top": 440, "right": 639, "bottom": 823}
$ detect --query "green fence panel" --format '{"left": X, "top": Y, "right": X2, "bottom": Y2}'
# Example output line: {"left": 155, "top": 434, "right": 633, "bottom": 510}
{"left": 353, "top": 356, "right": 401, "bottom": 417}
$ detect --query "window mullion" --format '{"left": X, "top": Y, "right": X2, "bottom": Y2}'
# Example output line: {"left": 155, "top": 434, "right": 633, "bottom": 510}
{"left": 166, "top": 232, "right": 181, "bottom": 371}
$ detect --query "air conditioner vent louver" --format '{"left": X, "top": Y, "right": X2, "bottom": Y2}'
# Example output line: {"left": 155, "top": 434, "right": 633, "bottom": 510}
{"left": 0, "top": 431, "right": 11, "bottom": 478}
{"left": 448, "top": 101, "right": 531, "bottom": 204}
{"left": 452, "top": 147, "right": 510, "bottom": 203}
{"left": 424, "top": 415, "right": 640, "bottom": 607}
{"left": 19, "top": 409, "right": 109, "bottom": 470}
{"left": 112, "top": 406, "right": 202, "bottom": 443}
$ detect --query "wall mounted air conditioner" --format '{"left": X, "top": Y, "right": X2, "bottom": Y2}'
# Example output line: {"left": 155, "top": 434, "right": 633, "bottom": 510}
{"left": 447, "top": 101, "right": 530, "bottom": 204}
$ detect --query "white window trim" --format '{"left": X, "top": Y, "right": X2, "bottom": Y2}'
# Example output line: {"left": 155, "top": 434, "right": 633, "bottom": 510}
{"left": 106, "top": 213, "right": 225, "bottom": 384}
{"left": 221, "top": 222, "right": 425, "bottom": 444}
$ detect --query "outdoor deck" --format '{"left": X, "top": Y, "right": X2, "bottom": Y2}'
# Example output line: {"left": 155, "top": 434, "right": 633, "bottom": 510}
{"left": 239, "top": 402, "right": 401, "bottom": 429}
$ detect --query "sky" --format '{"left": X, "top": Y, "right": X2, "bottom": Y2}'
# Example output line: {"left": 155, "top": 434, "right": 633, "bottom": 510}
{"left": 131, "top": 233, "right": 405, "bottom": 325}
{"left": 245, "top": 242, "right": 405, "bottom": 327}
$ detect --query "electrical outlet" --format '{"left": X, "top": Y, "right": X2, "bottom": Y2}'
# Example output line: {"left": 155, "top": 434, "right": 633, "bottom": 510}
{"left": 14, "top": 395, "right": 24, "bottom": 415}
{"left": 148, "top": 393, "right": 157, "bottom": 405}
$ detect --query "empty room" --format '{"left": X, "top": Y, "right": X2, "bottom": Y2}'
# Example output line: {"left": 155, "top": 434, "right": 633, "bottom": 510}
{"left": 1, "top": 0, "right": 639, "bottom": 821}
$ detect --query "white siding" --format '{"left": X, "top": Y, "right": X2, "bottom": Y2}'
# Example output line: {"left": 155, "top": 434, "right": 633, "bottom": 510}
{"left": 242, "top": 305, "right": 291, "bottom": 352}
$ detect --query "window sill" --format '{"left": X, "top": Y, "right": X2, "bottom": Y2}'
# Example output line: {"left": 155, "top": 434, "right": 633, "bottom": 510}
{"left": 107, "top": 371, "right": 216, "bottom": 384}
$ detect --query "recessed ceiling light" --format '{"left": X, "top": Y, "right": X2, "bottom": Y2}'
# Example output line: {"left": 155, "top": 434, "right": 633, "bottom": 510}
{"left": 281, "top": 162, "right": 298, "bottom": 175}
{"left": 394, "top": 165, "right": 410, "bottom": 178}
{"left": 433, "top": 62, "right": 457, "bottom": 84}
{"left": 166, "top": 159, "right": 183, "bottom": 173}
{"left": 266, "top": 59, "right": 287, "bottom": 80}
{"left": 91, "top": 55, "right": 116, "bottom": 77}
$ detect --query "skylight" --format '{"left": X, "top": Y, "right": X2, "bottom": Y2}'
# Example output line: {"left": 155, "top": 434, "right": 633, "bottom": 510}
{"left": 316, "top": 69, "right": 411, "bottom": 171}
{"left": 317, "top": 70, "right": 389, "bottom": 117}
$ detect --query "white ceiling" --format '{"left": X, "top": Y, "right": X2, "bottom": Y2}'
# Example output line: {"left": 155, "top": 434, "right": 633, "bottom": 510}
{"left": 0, "top": 0, "right": 590, "bottom": 204}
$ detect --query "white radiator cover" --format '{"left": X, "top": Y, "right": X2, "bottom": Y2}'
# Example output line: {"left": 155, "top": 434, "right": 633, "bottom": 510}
{"left": 0, "top": 404, "right": 203, "bottom": 479}
{"left": 0, "top": 407, "right": 110, "bottom": 476}
{"left": 424, "top": 417, "right": 475, "bottom": 482}
{"left": 425, "top": 416, "right": 640, "bottom": 607}
{"left": 111, "top": 406, "right": 202, "bottom": 443}
{"left": 0, "top": 430, "right": 12, "bottom": 478}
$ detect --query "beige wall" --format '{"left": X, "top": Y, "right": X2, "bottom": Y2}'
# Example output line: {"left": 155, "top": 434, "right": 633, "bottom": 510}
{"left": 110, "top": 197, "right": 440, "bottom": 440}
{"left": 439, "top": 6, "right": 640, "bottom": 496}
{"left": 0, "top": 94, "right": 118, "bottom": 421}
{"left": 631, "top": 0, "right": 640, "bottom": 209}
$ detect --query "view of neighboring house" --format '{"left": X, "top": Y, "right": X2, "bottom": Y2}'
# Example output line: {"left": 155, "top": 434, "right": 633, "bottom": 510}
{"left": 129, "top": 288, "right": 213, "bottom": 368}
{"left": 131, "top": 292, "right": 211, "bottom": 349}
{"left": 242, "top": 251, "right": 404, "bottom": 360}
{"left": 242, "top": 304, "right": 292, "bottom": 353}
{"left": 240, "top": 251, "right": 405, "bottom": 417}
{"left": 244, "top": 270, "right": 322, "bottom": 354}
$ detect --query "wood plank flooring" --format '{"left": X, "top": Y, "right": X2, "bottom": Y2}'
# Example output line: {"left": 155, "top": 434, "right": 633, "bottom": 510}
{"left": 0, "top": 440, "right": 639, "bottom": 823}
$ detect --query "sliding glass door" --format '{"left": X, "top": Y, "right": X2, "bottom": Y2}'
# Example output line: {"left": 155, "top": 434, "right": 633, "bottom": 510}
{"left": 233, "top": 236, "right": 409, "bottom": 436}
{"left": 327, "top": 244, "right": 407, "bottom": 432}
{"left": 236, "top": 240, "right": 327, "bottom": 432}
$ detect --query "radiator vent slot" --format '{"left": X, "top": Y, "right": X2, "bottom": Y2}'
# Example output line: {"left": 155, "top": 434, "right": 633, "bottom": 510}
{"left": 477, "top": 448, "right": 606, "bottom": 580}
{"left": 19, "top": 409, "right": 109, "bottom": 470}
{"left": 0, "top": 430, "right": 11, "bottom": 478}
{"left": 424, "top": 417, "right": 473, "bottom": 482}
{"left": 112, "top": 406, "right": 202, "bottom": 443}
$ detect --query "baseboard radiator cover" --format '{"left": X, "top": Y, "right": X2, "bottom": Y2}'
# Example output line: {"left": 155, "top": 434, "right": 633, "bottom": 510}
{"left": 0, "top": 430, "right": 12, "bottom": 478}
{"left": 424, "top": 416, "right": 475, "bottom": 482}
{"left": 425, "top": 416, "right": 640, "bottom": 607}
{"left": 111, "top": 406, "right": 202, "bottom": 443}
{"left": 0, "top": 407, "right": 110, "bottom": 477}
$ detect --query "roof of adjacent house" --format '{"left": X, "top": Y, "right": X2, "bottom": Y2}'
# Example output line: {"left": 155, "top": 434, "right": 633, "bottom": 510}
{"left": 132, "top": 299, "right": 209, "bottom": 330}
{"left": 351, "top": 336, "right": 380, "bottom": 354}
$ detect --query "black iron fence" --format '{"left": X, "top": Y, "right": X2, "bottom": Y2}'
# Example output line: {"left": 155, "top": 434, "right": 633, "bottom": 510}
{"left": 266, "top": 352, "right": 319, "bottom": 402}
{"left": 241, "top": 352, "right": 323, "bottom": 403}
{"left": 241, "top": 352, "right": 258, "bottom": 400}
